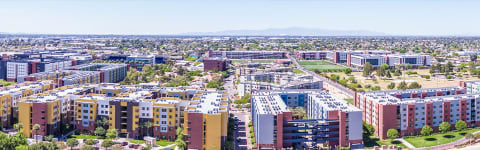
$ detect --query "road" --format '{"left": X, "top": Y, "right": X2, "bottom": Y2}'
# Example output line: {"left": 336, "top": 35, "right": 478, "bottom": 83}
{"left": 233, "top": 111, "right": 250, "bottom": 150}
{"left": 289, "top": 56, "right": 355, "bottom": 98}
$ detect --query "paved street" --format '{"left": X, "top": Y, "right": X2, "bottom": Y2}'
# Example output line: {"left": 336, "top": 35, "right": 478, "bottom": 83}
{"left": 233, "top": 111, "right": 250, "bottom": 150}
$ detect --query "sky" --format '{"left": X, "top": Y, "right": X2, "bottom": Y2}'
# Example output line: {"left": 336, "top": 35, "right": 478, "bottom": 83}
{"left": 0, "top": 0, "right": 479, "bottom": 36}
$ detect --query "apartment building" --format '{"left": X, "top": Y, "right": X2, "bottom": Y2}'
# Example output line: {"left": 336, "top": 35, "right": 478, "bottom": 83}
{"left": 251, "top": 90, "right": 362, "bottom": 149}
{"left": 0, "top": 81, "right": 53, "bottom": 128}
{"left": 5, "top": 59, "right": 74, "bottom": 82}
{"left": 203, "top": 57, "right": 228, "bottom": 72}
{"left": 17, "top": 63, "right": 127, "bottom": 87}
{"left": 354, "top": 86, "right": 480, "bottom": 139}
{"left": 238, "top": 72, "right": 323, "bottom": 96}
{"left": 348, "top": 53, "right": 430, "bottom": 69}
{"left": 295, "top": 51, "right": 328, "bottom": 60}
{"left": 387, "top": 54, "right": 431, "bottom": 67}
{"left": 18, "top": 86, "right": 93, "bottom": 138}
{"left": 184, "top": 90, "right": 229, "bottom": 150}
{"left": 209, "top": 50, "right": 286, "bottom": 59}
{"left": 349, "top": 54, "right": 387, "bottom": 68}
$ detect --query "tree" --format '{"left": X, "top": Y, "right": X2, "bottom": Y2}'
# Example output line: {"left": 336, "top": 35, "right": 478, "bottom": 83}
{"left": 439, "top": 122, "right": 451, "bottom": 133}
{"left": 45, "top": 135, "right": 54, "bottom": 142}
{"left": 363, "top": 122, "right": 375, "bottom": 142}
{"left": 106, "top": 129, "right": 118, "bottom": 139}
{"left": 370, "top": 86, "right": 381, "bottom": 91}
{"left": 344, "top": 68, "right": 352, "bottom": 75}
{"left": 408, "top": 82, "right": 422, "bottom": 89}
{"left": 33, "top": 124, "right": 40, "bottom": 143}
{"left": 386, "top": 70, "right": 392, "bottom": 78}
{"left": 388, "top": 82, "right": 396, "bottom": 89}
{"left": 406, "top": 64, "right": 412, "bottom": 70}
{"left": 471, "top": 54, "right": 477, "bottom": 62}
{"left": 421, "top": 125, "right": 433, "bottom": 136}
{"left": 101, "top": 140, "right": 114, "bottom": 149}
{"left": 143, "top": 121, "right": 153, "bottom": 136}
{"left": 376, "top": 66, "right": 385, "bottom": 77}
{"left": 94, "top": 127, "right": 106, "bottom": 136}
{"left": 397, "top": 81, "right": 408, "bottom": 91}
{"left": 363, "top": 62, "right": 373, "bottom": 77}
{"left": 81, "top": 145, "right": 95, "bottom": 150}
{"left": 424, "top": 75, "right": 430, "bottom": 80}
{"left": 0, "top": 131, "right": 28, "bottom": 150}
{"left": 455, "top": 120, "right": 467, "bottom": 131}
{"left": 84, "top": 139, "right": 97, "bottom": 145}
{"left": 387, "top": 129, "right": 399, "bottom": 139}
{"left": 176, "top": 128, "right": 186, "bottom": 150}
{"left": 66, "top": 139, "right": 79, "bottom": 150}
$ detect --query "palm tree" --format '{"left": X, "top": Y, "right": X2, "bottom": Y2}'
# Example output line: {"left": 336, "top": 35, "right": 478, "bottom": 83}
{"left": 143, "top": 121, "right": 153, "bottom": 137}
{"left": 33, "top": 124, "right": 40, "bottom": 143}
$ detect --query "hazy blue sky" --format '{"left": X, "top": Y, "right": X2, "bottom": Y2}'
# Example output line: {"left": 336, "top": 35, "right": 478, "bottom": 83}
{"left": 0, "top": 0, "right": 479, "bottom": 35}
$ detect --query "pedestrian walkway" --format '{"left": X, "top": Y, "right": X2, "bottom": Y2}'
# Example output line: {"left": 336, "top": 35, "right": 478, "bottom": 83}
{"left": 397, "top": 138, "right": 415, "bottom": 149}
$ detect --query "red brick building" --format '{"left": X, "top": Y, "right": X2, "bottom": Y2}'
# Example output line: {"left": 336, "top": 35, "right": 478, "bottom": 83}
{"left": 203, "top": 57, "right": 228, "bottom": 72}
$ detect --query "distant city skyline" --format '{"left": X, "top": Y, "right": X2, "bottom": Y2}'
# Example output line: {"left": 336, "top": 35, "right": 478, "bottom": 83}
{"left": 1, "top": 0, "right": 479, "bottom": 36}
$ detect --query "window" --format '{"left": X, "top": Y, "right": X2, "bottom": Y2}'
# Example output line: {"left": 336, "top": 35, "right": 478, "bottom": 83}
{"left": 162, "top": 109, "right": 167, "bottom": 112}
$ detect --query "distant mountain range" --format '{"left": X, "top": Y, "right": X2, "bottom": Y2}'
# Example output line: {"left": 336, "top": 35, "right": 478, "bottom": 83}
{"left": 180, "top": 27, "right": 387, "bottom": 36}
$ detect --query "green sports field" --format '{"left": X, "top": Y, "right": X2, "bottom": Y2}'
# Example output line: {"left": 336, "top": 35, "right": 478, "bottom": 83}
{"left": 299, "top": 61, "right": 347, "bottom": 72}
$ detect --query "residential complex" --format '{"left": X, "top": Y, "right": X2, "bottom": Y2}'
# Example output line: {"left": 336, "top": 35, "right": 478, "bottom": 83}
{"left": 0, "top": 81, "right": 53, "bottom": 129}
{"left": 208, "top": 50, "right": 287, "bottom": 59}
{"left": 16, "top": 63, "right": 127, "bottom": 87}
{"left": 296, "top": 50, "right": 431, "bottom": 69}
{"left": 13, "top": 82, "right": 229, "bottom": 148}
{"left": 355, "top": 83, "right": 480, "bottom": 139}
{"left": 184, "top": 89, "right": 229, "bottom": 150}
{"left": 203, "top": 57, "right": 228, "bottom": 72}
{"left": 251, "top": 90, "right": 362, "bottom": 149}
{"left": 238, "top": 72, "right": 323, "bottom": 96}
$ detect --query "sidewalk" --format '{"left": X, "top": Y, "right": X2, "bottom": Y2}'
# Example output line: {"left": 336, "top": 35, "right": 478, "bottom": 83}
{"left": 397, "top": 138, "right": 415, "bottom": 149}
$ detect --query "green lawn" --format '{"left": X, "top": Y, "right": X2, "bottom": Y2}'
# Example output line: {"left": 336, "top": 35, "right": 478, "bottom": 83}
{"left": 130, "top": 139, "right": 145, "bottom": 144}
{"left": 193, "top": 62, "right": 202, "bottom": 66}
{"left": 298, "top": 61, "right": 332, "bottom": 65}
{"left": 157, "top": 140, "right": 175, "bottom": 146}
{"left": 70, "top": 134, "right": 104, "bottom": 139}
{"left": 344, "top": 98, "right": 353, "bottom": 105}
{"left": 364, "top": 137, "right": 407, "bottom": 149}
{"left": 302, "top": 65, "right": 347, "bottom": 72}
{"left": 292, "top": 69, "right": 305, "bottom": 74}
{"left": 404, "top": 128, "right": 480, "bottom": 148}
{"left": 231, "top": 60, "right": 275, "bottom": 63}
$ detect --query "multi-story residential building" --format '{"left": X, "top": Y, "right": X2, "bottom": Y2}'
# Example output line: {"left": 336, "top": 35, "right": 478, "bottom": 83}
{"left": 6, "top": 61, "right": 29, "bottom": 82}
{"left": 209, "top": 50, "right": 286, "bottom": 59}
{"left": 203, "top": 57, "right": 228, "bottom": 72}
{"left": 0, "top": 81, "right": 53, "bottom": 128}
{"left": 238, "top": 72, "right": 323, "bottom": 96}
{"left": 18, "top": 85, "right": 93, "bottom": 138}
{"left": 18, "top": 97, "right": 61, "bottom": 138}
{"left": 349, "top": 54, "right": 388, "bottom": 68}
{"left": 6, "top": 59, "right": 74, "bottom": 82}
{"left": 295, "top": 51, "right": 328, "bottom": 60}
{"left": 251, "top": 90, "right": 362, "bottom": 149}
{"left": 184, "top": 89, "right": 229, "bottom": 150}
{"left": 325, "top": 50, "right": 392, "bottom": 64}
{"left": 387, "top": 54, "right": 431, "bottom": 67}
{"left": 17, "top": 63, "right": 127, "bottom": 86}
{"left": 354, "top": 86, "right": 479, "bottom": 139}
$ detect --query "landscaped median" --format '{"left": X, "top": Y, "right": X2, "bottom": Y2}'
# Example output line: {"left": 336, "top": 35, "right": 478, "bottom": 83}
{"left": 403, "top": 128, "right": 480, "bottom": 148}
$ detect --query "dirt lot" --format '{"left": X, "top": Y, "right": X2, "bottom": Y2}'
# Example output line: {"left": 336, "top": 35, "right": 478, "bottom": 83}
{"left": 326, "top": 69, "right": 479, "bottom": 91}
